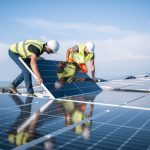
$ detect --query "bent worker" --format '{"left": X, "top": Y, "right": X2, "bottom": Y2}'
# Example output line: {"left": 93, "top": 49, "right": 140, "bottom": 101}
{"left": 7, "top": 40, "right": 60, "bottom": 97}
{"left": 66, "top": 41, "right": 95, "bottom": 81}
{"left": 55, "top": 61, "right": 95, "bottom": 90}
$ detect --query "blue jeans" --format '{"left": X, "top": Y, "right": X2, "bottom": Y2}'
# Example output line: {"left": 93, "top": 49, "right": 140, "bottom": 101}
{"left": 8, "top": 49, "right": 34, "bottom": 94}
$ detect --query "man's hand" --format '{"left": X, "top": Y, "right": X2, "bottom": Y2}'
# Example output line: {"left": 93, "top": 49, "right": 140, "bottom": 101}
{"left": 36, "top": 77, "right": 43, "bottom": 85}
{"left": 74, "top": 78, "right": 86, "bottom": 82}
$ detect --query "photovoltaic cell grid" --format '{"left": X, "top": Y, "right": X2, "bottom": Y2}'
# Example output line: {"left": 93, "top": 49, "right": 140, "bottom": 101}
{"left": 20, "top": 58, "right": 101, "bottom": 98}
{"left": 49, "top": 108, "right": 150, "bottom": 150}
{"left": 1, "top": 89, "right": 150, "bottom": 150}
{"left": 10, "top": 92, "right": 150, "bottom": 150}
{"left": 0, "top": 94, "right": 114, "bottom": 150}
{"left": 66, "top": 90, "right": 147, "bottom": 106}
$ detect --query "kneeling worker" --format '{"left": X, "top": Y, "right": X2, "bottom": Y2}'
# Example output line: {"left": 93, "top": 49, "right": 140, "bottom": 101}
{"left": 8, "top": 40, "right": 60, "bottom": 97}
{"left": 66, "top": 41, "right": 95, "bottom": 81}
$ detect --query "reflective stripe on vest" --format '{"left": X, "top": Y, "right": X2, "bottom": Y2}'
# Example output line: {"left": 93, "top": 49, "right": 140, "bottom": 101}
{"left": 66, "top": 65, "right": 76, "bottom": 70}
{"left": 70, "top": 52, "right": 81, "bottom": 63}
{"left": 70, "top": 52, "right": 74, "bottom": 61}
{"left": 23, "top": 41, "right": 30, "bottom": 57}
{"left": 75, "top": 53, "right": 81, "bottom": 63}
{"left": 16, "top": 43, "right": 19, "bottom": 53}
{"left": 16, "top": 131, "right": 24, "bottom": 146}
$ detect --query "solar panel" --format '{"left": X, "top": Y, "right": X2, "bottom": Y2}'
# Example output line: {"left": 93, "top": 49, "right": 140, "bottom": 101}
{"left": 99, "top": 78, "right": 150, "bottom": 93}
{"left": 1, "top": 87, "right": 150, "bottom": 150}
{"left": 1, "top": 71, "right": 150, "bottom": 150}
{"left": 23, "top": 109, "right": 150, "bottom": 150}
{"left": 61, "top": 90, "right": 146, "bottom": 106}
{"left": 0, "top": 94, "right": 113, "bottom": 150}
{"left": 19, "top": 58, "right": 102, "bottom": 99}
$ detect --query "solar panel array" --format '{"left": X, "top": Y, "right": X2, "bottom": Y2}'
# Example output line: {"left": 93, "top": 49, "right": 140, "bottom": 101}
{"left": 0, "top": 58, "right": 150, "bottom": 150}
{"left": 99, "top": 77, "right": 150, "bottom": 92}
{"left": 0, "top": 89, "right": 150, "bottom": 150}
{"left": 20, "top": 58, "right": 101, "bottom": 98}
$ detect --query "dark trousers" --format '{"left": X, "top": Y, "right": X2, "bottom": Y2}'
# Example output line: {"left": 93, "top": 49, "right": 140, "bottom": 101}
{"left": 8, "top": 49, "right": 34, "bottom": 94}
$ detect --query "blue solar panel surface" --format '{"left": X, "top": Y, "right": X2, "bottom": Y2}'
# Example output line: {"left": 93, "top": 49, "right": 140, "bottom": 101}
{"left": 0, "top": 90, "right": 150, "bottom": 150}
{"left": 20, "top": 58, "right": 101, "bottom": 98}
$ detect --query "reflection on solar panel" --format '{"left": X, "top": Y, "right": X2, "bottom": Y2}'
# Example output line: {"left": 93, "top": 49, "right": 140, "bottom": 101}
{"left": 0, "top": 91, "right": 150, "bottom": 150}
{"left": 19, "top": 58, "right": 102, "bottom": 99}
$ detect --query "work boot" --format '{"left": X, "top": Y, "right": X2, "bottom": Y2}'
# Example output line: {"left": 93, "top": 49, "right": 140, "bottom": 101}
{"left": 7, "top": 83, "right": 19, "bottom": 94}
{"left": 27, "top": 93, "right": 37, "bottom": 97}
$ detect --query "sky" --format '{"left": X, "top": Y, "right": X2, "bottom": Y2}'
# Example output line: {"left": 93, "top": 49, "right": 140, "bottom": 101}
{"left": 0, "top": 0, "right": 150, "bottom": 81}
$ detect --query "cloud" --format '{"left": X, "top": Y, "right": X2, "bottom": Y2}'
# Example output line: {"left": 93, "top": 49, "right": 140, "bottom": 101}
{"left": 17, "top": 17, "right": 138, "bottom": 36}
{"left": 0, "top": 43, "right": 10, "bottom": 60}
{"left": 94, "top": 34, "right": 150, "bottom": 62}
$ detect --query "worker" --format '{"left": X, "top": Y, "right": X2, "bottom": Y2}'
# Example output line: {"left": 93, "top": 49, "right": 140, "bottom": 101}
{"left": 57, "top": 98, "right": 94, "bottom": 139}
{"left": 66, "top": 41, "right": 95, "bottom": 81}
{"left": 7, "top": 40, "right": 60, "bottom": 97}
{"left": 54, "top": 61, "right": 95, "bottom": 90}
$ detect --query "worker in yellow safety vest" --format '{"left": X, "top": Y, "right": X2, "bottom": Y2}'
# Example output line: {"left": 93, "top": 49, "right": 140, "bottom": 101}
{"left": 66, "top": 41, "right": 95, "bottom": 81}
{"left": 54, "top": 61, "right": 95, "bottom": 90}
{"left": 7, "top": 40, "right": 60, "bottom": 97}
{"left": 57, "top": 99, "right": 94, "bottom": 139}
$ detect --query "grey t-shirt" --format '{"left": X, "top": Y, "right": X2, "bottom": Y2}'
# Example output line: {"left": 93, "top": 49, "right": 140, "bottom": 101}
{"left": 72, "top": 45, "right": 94, "bottom": 60}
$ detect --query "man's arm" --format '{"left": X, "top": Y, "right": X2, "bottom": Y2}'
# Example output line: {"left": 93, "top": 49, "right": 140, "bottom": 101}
{"left": 74, "top": 78, "right": 95, "bottom": 82}
{"left": 30, "top": 53, "right": 43, "bottom": 85}
{"left": 90, "top": 60, "right": 95, "bottom": 81}
{"left": 29, "top": 109, "right": 41, "bottom": 138}
{"left": 66, "top": 48, "right": 72, "bottom": 61}
{"left": 66, "top": 45, "right": 79, "bottom": 61}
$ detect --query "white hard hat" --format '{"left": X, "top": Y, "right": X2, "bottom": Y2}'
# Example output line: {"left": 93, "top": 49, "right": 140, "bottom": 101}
{"left": 44, "top": 140, "right": 54, "bottom": 150}
{"left": 85, "top": 41, "right": 95, "bottom": 53}
{"left": 54, "top": 81, "right": 64, "bottom": 89}
{"left": 46, "top": 40, "right": 60, "bottom": 54}
{"left": 82, "top": 127, "right": 90, "bottom": 140}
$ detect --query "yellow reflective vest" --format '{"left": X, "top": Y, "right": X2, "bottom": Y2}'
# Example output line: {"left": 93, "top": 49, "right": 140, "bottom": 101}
{"left": 10, "top": 40, "right": 44, "bottom": 58}
{"left": 69, "top": 44, "right": 94, "bottom": 64}
{"left": 72, "top": 110, "right": 91, "bottom": 134}
{"left": 8, "top": 130, "right": 30, "bottom": 146}
{"left": 57, "top": 62, "right": 78, "bottom": 83}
